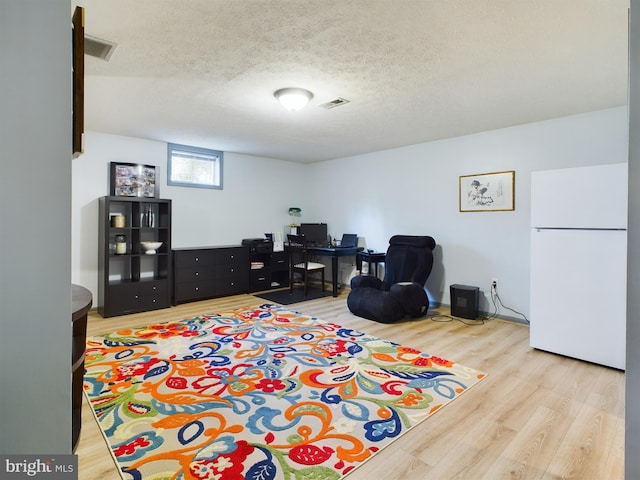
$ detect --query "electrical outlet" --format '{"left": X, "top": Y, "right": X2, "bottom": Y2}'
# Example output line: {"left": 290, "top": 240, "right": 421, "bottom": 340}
{"left": 491, "top": 278, "right": 498, "bottom": 293}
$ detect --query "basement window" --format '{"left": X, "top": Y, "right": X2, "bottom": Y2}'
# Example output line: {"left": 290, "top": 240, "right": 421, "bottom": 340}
{"left": 167, "top": 143, "right": 223, "bottom": 190}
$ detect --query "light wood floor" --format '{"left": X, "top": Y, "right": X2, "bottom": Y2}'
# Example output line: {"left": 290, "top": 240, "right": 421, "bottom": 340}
{"left": 76, "top": 291, "right": 625, "bottom": 479}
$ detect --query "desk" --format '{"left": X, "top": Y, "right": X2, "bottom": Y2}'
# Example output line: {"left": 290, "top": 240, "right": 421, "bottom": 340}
{"left": 308, "top": 246, "right": 363, "bottom": 297}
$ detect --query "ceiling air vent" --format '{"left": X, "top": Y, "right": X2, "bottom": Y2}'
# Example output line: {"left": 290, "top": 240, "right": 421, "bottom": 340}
{"left": 319, "top": 97, "right": 350, "bottom": 109}
{"left": 84, "top": 34, "right": 117, "bottom": 61}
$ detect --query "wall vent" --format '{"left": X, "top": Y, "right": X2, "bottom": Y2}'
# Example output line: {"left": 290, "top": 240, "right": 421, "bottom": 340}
{"left": 85, "top": 34, "right": 117, "bottom": 61}
{"left": 319, "top": 97, "right": 350, "bottom": 109}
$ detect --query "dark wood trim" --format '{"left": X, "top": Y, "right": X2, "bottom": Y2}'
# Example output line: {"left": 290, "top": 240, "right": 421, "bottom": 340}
{"left": 72, "top": 6, "right": 84, "bottom": 158}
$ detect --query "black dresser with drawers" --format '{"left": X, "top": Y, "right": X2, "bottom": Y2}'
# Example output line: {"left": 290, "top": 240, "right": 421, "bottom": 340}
{"left": 172, "top": 245, "right": 250, "bottom": 304}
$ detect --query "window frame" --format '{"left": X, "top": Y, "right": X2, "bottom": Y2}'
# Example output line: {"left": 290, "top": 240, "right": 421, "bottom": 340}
{"left": 167, "top": 143, "right": 223, "bottom": 190}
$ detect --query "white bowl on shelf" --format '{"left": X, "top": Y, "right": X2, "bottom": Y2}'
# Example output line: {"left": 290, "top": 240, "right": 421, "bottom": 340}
{"left": 140, "top": 241, "right": 163, "bottom": 255}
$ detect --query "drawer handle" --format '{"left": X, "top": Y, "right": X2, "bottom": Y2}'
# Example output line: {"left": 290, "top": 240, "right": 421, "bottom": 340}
{"left": 195, "top": 257, "right": 199, "bottom": 262}
{"left": 152, "top": 285, "right": 157, "bottom": 290}
{"left": 195, "top": 272, "right": 199, "bottom": 276}
{"left": 230, "top": 268, "right": 234, "bottom": 273}
{"left": 152, "top": 299, "right": 156, "bottom": 303}
{"left": 195, "top": 287, "right": 199, "bottom": 291}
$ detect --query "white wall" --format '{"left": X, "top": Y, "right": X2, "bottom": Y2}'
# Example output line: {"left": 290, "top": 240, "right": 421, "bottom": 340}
{"left": 1, "top": 0, "right": 72, "bottom": 453}
{"left": 72, "top": 107, "right": 628, "bottom": 320}
{"left": 308, "top": 106, "right": 628, "bottom": 317}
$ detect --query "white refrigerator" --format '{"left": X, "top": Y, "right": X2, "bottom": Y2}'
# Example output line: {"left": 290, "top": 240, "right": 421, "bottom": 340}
{"left": 530, "top": 163, "right": 627, "bottom": 370}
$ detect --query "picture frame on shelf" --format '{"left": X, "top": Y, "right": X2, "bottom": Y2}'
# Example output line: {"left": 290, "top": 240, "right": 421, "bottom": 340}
{"left": 459, "top": 170, "right": 515, "bottom": 212}
{"left": 110, "top": 162, "right": 157, "bottom": 198}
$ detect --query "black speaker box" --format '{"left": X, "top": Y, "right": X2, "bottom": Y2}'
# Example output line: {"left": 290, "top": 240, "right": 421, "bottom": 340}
{"left": 450, "top": 284, "right": 479, "bottom": 319}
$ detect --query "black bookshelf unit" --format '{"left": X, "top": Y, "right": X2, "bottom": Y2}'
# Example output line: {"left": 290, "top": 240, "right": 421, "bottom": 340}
{"left": 98, "top": 196, "right": 172, "bottom": 317}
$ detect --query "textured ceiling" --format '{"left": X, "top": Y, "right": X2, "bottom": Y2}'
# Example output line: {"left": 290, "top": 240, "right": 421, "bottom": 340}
{"left": 75, "top": 0, "right": 630, "bottom": 163}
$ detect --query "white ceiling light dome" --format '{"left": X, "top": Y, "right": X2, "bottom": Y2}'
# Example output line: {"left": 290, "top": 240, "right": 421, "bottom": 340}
{"left": 274, "top": 88, "right": 313, "bottom": 111}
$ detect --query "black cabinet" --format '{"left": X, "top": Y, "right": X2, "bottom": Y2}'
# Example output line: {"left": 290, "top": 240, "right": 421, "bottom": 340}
{"left": 98, "top": 196, "right": 172, "bottom": 317}
{"left": 173, "top": 246, "right": 249, "bottom": 304}
{"left": 216, "top": 247, "right": 250, "bottom": 295}
{"left": 173, "top": 249, "right": 216, "bottom": 303}
{"left": 250, "top": 267, "right": 271, "bottom": 292}
{"left": 248, "top": 249, "right": 289, "bottom": 292}
{"left": 271, "top": 250, "right": 289, "bottom": 288}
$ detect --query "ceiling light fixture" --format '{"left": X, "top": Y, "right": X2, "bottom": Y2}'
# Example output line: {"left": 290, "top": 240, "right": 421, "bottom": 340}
{"left": 274, "top": 88, "right": 313, "bottom": 111}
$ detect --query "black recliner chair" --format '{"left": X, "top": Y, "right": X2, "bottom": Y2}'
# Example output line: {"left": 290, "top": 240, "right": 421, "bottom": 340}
{"left": 347, "top": 235, "right": 436, "bottom": 323}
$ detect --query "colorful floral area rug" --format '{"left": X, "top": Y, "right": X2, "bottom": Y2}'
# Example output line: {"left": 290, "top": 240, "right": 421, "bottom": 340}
{"left": 84, "top": 305, "right": 486, "bottom": 480}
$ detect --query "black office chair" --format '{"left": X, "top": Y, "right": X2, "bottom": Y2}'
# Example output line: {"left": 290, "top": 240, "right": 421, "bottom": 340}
{"left": 287, "top": 234, "right": 326, "bottom": 295}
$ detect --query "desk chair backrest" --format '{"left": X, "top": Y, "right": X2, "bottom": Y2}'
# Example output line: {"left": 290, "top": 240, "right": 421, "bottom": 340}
{"left": 287, "top": 234, "right": 309, "bottom": 267}
{"left": 381, "top": 235, "right": 436, "bottom": 290}
{"left": 287, "top": 234, "right": 326, "bottom": 294}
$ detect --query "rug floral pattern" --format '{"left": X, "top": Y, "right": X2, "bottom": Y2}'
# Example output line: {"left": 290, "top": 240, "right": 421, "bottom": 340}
{"left": 84, "top": 305, "right": 485, "bottom": 479}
